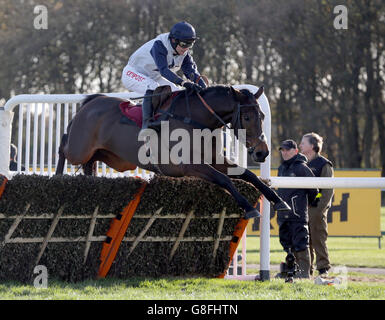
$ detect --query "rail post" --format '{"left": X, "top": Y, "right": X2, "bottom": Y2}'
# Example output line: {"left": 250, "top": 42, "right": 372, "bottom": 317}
{"left": 0, "top": 107, "right": 14, "bottom": 178}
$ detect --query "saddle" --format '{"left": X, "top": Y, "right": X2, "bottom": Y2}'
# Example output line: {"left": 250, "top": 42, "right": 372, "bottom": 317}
{"left": 119, "top": 85, "right": 180, "bottom": 128}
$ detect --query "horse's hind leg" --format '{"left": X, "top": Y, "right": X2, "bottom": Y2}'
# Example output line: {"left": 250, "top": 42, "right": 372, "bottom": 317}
{"left": 55, "top": 133, "right": 68, "bottom": 175}
{"left": 83, "top": 153, "right": 99, "bottom": 176}
{"left": 83, "top": 160, "right": 97, "bottom": 176}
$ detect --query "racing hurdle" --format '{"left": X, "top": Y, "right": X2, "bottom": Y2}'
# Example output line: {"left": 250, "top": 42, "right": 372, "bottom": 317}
{"left": 0, "top": 173, "right": 260, "bottom": 282}
{"left": 0, "top": 89, "right": 251, "bottom": 280}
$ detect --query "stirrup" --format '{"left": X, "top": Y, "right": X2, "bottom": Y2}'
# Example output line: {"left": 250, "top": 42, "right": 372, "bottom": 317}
{"left": 146, "top": 119, "right": 161, "bottom": 132}
{"left": 243, "top": 208, "right": 260, "bottom": 219}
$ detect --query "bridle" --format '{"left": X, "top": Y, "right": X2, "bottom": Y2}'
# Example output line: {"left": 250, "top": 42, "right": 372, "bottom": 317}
{"left": 195, "top": 89, "right": 265, "bottom": 149}
{"left": 155, "top": 86, "right": 265, "bottom": 149}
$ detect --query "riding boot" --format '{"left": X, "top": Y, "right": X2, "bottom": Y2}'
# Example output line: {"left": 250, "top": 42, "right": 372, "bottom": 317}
{"left": 141, "top": 89, "right": 161, "bottom": 132}
{"left": 294, "top": 248, "right": 311, "bottom": 279}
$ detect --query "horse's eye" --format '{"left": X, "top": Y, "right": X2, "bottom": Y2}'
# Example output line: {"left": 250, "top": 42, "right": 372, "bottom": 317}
{"left": 243, "top": 115, "right": 250, "bottom": 121}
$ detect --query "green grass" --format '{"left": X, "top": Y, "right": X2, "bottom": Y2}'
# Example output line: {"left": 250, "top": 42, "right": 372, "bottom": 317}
{"left": 0, "top": 276, "right": 384, "bottom": 300}
{"left": 244, "top": 236, "right": 385, "bottom": 268}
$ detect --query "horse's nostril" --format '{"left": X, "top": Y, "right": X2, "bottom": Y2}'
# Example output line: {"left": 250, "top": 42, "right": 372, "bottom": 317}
{"left": 256, "top": 151, "right": 263, "bottom": 158}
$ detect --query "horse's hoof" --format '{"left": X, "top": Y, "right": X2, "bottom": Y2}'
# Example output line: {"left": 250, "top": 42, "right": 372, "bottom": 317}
{"left": 244, "top": 209, "right": 260, "bottom": 219}
{"left": 274, "top": 201, "right": 292, "bottom": 212}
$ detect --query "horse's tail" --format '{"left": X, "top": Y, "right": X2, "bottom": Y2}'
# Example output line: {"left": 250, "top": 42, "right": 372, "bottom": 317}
{"left": 80, "top": 94, "right": 106, "bottom": 108}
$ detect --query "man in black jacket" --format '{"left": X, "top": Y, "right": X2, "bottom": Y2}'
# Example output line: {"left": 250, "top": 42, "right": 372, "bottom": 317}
{"left": 276, "top": 139, "right": 319, "bottom": 278}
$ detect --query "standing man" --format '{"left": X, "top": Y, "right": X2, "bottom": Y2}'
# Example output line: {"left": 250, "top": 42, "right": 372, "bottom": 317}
{"left": 276, "top": 139, "right": 319, "bottom": 278}
{"left": 9, "top": 144, "right": 25, "bottom": 171}
{"left": 300, "top": 132, "right": 334, "bottom": 276}
{"left": 9, "top": 144, "right": 18, "bottom": 171}
{"left": 122, "top": 21, "right": 207, "bottom": 131}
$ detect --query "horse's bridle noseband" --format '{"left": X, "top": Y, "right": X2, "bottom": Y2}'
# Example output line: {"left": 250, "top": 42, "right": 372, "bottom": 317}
{"left": 196, "top": 90, "right": 264, "bottom": 146}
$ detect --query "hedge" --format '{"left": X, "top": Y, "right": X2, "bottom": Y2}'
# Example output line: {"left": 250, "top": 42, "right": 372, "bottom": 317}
{"left": 0, "top": 174, "right": 260, "bottom": 283}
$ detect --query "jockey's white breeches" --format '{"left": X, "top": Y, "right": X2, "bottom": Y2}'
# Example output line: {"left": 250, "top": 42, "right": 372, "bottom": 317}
{"left": 121, "top": 65, "right": 180, "bottom": 95}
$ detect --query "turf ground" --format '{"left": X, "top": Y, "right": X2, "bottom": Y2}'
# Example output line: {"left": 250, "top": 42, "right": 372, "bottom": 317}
{"left": 0, "top": 274, "right": 384, "bottom": 300}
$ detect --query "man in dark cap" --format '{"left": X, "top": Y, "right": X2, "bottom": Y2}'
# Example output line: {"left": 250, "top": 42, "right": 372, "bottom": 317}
{"left": 9, "top": 144, "right": 19, "bottom": 171}
{"left": 276, "top": 139, "right": 319, "bottom": 279}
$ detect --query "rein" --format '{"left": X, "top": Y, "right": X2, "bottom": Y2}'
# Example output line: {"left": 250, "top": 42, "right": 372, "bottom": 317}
{"left": 196, "top": 92, "right": 232, "bottom": 130}
{"left": 130, "top": 91, "right": 167, "bottom": 100}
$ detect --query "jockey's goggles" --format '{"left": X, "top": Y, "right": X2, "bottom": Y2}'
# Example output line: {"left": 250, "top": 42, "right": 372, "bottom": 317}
{"left": 178, "top": 39, "right": 195, "bottom": 48}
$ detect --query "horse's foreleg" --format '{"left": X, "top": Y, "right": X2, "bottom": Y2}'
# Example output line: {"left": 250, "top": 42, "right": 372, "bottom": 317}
{"left": 212, "top": 162, "right": 291, "bottom": 212}
{"left": 182, "top": 164, "right": 260, "bottom": 219}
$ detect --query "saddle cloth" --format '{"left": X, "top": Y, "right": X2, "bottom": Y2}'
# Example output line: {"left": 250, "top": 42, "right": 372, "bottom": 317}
{"left": 119, "top": 100, "right": 145, "bottom": 127}
{"left": 119, "top": 87, "right": 181, "bottom": 128}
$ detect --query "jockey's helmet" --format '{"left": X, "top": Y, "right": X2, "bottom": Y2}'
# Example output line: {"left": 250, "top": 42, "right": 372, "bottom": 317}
{"left": 169, "top": 21, "right": 197, "bottom": 50}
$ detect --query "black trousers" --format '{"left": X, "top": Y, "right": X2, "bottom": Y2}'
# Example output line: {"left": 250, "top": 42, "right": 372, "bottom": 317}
{"left": 278, "top": 219, "right": 309, "bottom": 252}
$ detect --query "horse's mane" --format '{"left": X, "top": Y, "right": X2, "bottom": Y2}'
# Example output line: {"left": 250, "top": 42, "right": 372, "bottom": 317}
{"left": 200, "top": 85, "right": 253, "bottom": 100}
{"left": 199, "top": 84, "right": 232, "bottom": 96}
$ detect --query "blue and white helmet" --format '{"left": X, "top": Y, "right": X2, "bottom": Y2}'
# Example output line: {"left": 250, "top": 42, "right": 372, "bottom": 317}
{"left": 170, "top": 21, "right": 197, "bottom": 40}
{"left": 169, "top": 21, "right": 197, "bottom": 50}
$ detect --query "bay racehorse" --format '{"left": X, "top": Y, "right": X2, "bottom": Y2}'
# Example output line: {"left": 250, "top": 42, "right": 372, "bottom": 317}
{"left": 55, "top": 85, "right": 291, "bottom": 218}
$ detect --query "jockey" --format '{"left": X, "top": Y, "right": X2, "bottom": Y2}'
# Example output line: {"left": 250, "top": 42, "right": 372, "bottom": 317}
{"left": 122, "top": 21, "right": 207, "bottom": 131}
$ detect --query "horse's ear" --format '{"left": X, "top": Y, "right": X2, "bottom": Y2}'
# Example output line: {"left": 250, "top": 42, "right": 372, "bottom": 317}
{"left": 254, "top": 86, "right": 264, "bottom": 100}
{"left": 230, "top": 86, "right": 244, "bottom": 101}
{"left": 201, "top": 75, "right": 210, "bottom": 86}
